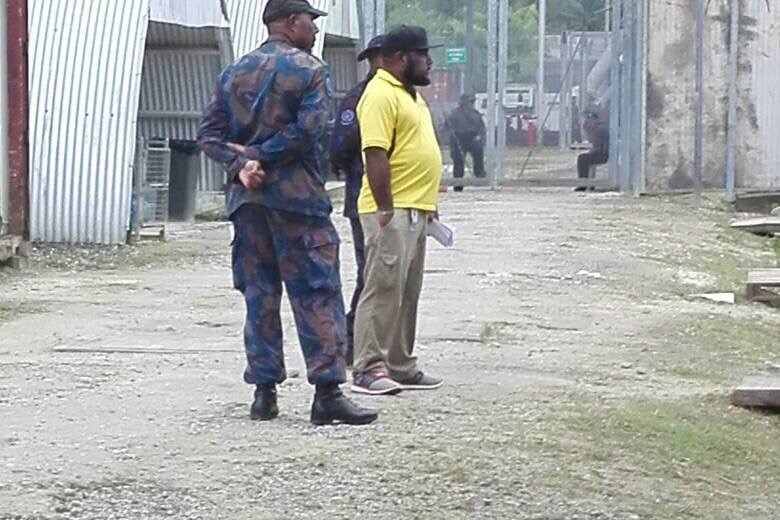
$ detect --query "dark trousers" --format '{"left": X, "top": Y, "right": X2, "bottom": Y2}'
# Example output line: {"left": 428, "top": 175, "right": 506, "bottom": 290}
{"left": 450, "top": 135, "right": 486, "bottom": 179}
{"left": 345, "top": 216, "right": 366, "bottom": 356}
{"left": 231, "top": 203, "right": 347, "bottom": 387}
{"left": 577, "top": 151, "right": 609, "bottom": 179}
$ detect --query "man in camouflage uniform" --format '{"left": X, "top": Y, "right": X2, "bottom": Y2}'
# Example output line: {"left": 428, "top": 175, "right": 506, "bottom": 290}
{"left": 197, "top": 0, "right": 377, "bottom": 426}
{"left": 328, "top": 35, "right": 383, "bottom": 366}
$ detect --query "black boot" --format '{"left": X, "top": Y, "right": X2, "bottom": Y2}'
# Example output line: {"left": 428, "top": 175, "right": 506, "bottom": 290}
{"left": 250, "top": 384, "right": 279, "bottom": 421}
{"left": 310, "top": 384, "right": 378, "bottom": 426}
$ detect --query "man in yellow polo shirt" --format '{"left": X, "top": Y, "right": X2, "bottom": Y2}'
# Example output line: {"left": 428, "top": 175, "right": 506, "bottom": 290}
{"left": 351, "top": 25, "right": 444, "bottom": 395}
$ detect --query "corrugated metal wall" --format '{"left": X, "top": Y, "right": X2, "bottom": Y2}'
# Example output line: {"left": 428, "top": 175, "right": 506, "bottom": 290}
{"left": 226, "top": 0, "right": 329, "bottom": 59}
{"left": 28, "top": 0, "right": 149, "bottom": 243}
{"left": 323, "top": 46, "right": 358, "bottom": 93}
{"left": 139, "top": 22, "right": 226, "bottom": 191}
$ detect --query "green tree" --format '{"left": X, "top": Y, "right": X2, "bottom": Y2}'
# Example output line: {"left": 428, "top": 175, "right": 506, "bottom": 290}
{"left": 386, "top": 0, "right": 607, "bottom": 88}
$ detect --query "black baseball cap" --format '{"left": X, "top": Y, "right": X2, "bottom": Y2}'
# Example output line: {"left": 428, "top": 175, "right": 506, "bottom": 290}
{"left": 381, "top": 25, "right": 442, "bottom": 54}
{"left": 262, "top": 0, "right": 327, "bottom": 24}
{"left": 358, "top": 35, "right": 384, "bottom": 61}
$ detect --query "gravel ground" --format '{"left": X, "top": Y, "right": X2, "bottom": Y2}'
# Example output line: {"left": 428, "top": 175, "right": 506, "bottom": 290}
{"left": 1, "top": 188, "right": 778, "bottom": 519}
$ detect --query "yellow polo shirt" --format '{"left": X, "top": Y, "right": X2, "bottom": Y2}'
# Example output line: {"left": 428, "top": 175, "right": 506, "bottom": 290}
{"left": 356, "top": 69, "right": 442, "bottom": 214}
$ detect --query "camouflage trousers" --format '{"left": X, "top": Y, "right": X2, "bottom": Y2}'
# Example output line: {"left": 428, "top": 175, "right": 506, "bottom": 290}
{"left": 231, "top": 203, "right": 348, "bottom": 386}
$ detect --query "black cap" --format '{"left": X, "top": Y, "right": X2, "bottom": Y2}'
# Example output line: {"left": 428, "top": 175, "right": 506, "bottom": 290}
{"left": 381, "top": 25, "right": 443, "bottom": 54}
{"left": 460, "top": 93, "right": 476, "bottom": 103}
{"left": 262, "top": 0, "right": 327, "bottom": 25}
{"left": 357, "top": 35, "right": 384, "bottom": 61}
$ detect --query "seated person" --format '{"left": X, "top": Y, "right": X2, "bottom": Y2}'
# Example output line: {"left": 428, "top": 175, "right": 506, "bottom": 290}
{"left": 575, "top": 111, "right": 609, "bottom": 192}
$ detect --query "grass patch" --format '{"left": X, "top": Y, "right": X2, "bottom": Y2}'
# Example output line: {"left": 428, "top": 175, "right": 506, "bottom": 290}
{"left": 125, "top": 241, "right": 212, "bottom": 268}
{"left": 667, "top": 222, "right": 779, "bottom": 293}
{"left": 0, "top": 302, "right": 43, "bottom": 325}
{"left": 541, "top": 396, "right": 780, "bottom": 519}
{"left": 653, "top": 313, "right": 778, "bottom": 383}
{"left": 29, "top": 240, "right": 220, "bottom": 271}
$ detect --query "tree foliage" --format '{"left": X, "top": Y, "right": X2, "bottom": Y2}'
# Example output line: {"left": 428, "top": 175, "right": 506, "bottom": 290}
{"left": 386, "top": 0, "right": 607, "bottom": 87}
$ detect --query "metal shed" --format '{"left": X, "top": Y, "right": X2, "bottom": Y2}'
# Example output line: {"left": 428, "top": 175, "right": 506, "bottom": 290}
{"left": 28, "top": 0, "right": 338, "bottom": 244}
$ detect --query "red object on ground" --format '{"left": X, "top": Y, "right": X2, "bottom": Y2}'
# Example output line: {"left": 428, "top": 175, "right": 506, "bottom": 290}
{"left": 527, "top": 120, "right": 537, "bottom": 148}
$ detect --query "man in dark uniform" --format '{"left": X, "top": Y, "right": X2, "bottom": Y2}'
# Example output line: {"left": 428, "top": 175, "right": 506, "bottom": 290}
{"left": 446, "top": 93, "right": 486, "bottom": 192}
{"left": 197, "top": 0, "right": 377, "bottom": 426}
{"left": 329, "top": 35, "right": 383, "bottom": 367}
{"left": 575, "top": 110, "right": 609, "bottom": 191}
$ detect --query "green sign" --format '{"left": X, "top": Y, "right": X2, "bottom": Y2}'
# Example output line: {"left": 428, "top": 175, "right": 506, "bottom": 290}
{"left": 445, "top": 47, "right": 467, "bottom": 65}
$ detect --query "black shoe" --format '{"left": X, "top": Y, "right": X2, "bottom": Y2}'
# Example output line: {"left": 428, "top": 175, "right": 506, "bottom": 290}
{"left": 454, "top": 186, "right": 464, "bottom": 193}
{"left": 311, "top": 385, "right": 378, "bottom": 426}
{"left": 250, "top": 384, "right": 279, "bottom": 421}
{"left": 573, "top": 186, "right": 588, "bottom": 192}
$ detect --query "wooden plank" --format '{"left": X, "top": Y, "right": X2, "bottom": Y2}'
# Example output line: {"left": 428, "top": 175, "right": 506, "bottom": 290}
{"left": 735, "top": 191, "right": 780, "bottom": 214}
{"left": 54, "top": 346, "right": 239, "bottom": 355}
{"left": 730, "top": 217, "right": 780, "bottom": 235}
{"left": 0, "top": 235, "right": 23, "bottom": 262}
{"left": 731, "top": 375, "right": 780, "bottom": 409}
{"left": 747, "top": 269, "right": 780, "bottom": 285}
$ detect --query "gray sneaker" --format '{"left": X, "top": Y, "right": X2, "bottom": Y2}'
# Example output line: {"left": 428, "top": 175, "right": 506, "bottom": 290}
{"left": 351, "top": 369, "right": 403, "bottom": 396}
{"left": 397, "top": 372, "right": 443, "bottom": 391}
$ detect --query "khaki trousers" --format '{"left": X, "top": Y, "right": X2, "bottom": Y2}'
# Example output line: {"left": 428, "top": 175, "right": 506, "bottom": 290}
{"left": 353, "top": 209, "right": 428, "bottom": 380}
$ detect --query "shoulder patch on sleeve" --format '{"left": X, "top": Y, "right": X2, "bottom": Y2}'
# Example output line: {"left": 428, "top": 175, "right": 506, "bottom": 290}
{"left": 340, "top": 109, "right": 356, "bottom": 125}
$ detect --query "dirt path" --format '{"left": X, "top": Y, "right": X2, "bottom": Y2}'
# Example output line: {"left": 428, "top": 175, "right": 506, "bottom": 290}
{"left": 1, "top": 189, "right": 778, "bottom": 519}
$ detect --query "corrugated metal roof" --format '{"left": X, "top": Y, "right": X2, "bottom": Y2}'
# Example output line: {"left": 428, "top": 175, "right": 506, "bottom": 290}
{"left": 149, "top": 0, "right": 228, "bottom": 27}
{"left": 324, "top": 0, "right": 359, "bottom": 40}
{"left": 146, "top": 21, "right": 223, "bottom": 47}
{"left": 28, "top": 0, "right": 150, "bottom": 244}
{"left": 226, "top": 0, "right": 330, "bottom": 59}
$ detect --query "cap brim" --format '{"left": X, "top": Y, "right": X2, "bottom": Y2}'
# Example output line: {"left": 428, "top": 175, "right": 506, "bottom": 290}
{"left": 357, "top": 48, "right": 380, "bottom": 61}
{"left": 306, "top": 7, "right": 327, "bottom": 19}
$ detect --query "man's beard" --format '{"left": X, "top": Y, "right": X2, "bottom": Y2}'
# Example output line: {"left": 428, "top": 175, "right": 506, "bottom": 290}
{"left": 403, "top": 62, "right": 431, "bottom": 87}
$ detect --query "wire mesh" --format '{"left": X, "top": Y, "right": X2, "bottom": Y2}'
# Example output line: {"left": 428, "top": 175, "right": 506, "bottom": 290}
{"left": 394, "top": 0, "right": 621, "bottom": 189}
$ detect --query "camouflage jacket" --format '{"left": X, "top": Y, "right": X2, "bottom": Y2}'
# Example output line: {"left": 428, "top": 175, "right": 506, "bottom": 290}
{"left": 198, "top": 34, "right": 332, "bottom": 218}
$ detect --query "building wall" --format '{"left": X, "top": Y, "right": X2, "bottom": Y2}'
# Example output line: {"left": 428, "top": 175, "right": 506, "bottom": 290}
{"left": 644, "top": 0, "right": 780, "bottom": 191}
{"left": 28, "top": 0, "right": 149, "bottom": 243}
{"left": 741, "top": 0, "right": 780, "bottom": 188}
{"left": 27, "top": 0, "right": 348, "bottom": 243}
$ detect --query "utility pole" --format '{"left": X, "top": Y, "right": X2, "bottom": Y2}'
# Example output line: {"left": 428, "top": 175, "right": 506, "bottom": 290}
{"left": 537, "top": 0, "right": 546, "bottom": 142}
{"left": 497, "top": 0, "right": 508, "bottom": 184}
{"left": 725, "top": 0, "right": 738, "bottom": 202}
{"left": 359, "top": 0, "right": 385, "bottom": 44}
{"left": 0, "top": 0, "right": 9, "bottom": 234}
{"left": 486, "top": 0, "right": 498, "bottom": 186}
{"left": 465, "top": 0, "right": 474, "bottom": 94}
{"left": 375, "top": 0, "right": 385, "bottom": 35}
{"left": 693, "top": 0, "right": 704, "bottom": 202}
